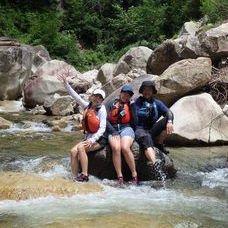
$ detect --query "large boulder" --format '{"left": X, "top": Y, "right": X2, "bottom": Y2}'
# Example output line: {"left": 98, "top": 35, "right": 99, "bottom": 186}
{"left": 0, "top": 172, "right": 102, "bottom": 200}
{"left": 43, "top": 93, "right": 74, "bottom": 116}
{"left": 88, "top": 142, "right": 176, "bottom": 181}
{"left": 0, "top": 45, "right": 33, "bottom": 100}
{"left": 146, "top": 40, "right": 181, "bottom": 75}
{"left": 198, "top": 22, "right": 228, "bottom": 60}
{"left": 147, "top": 22, "right": 228, "bottom": 75}
{"left": 146, "top": 38, "right": 206, "bottom": 75}
{"left": 97, "top": 63, "right": 116, "bottom": 85}
{"left": 114, "top": 46, "right": 153, "bottom": 76}
{"left": 23, "top": 60, "right": 88, "bottom": 108}
{"left": 154, "top": 57, "right": 212, "bottom": 105}
{"left": 23, "top": 45, "right": 51, "bottom": 75}
{"left": 167, "top": 93, "right": 228, "bottom": 146}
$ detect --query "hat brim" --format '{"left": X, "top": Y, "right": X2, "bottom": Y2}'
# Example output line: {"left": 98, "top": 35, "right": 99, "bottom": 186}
{"left": 139, "top": 85, "right": 157, "bottom": 94}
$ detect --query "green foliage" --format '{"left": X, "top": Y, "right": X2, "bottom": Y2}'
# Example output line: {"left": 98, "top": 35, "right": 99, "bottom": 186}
{"left": 200, "top": 0, "right": 228, "bottom": 23}
{"left": 1, "top": 0, "right": 223, "bottom": 72}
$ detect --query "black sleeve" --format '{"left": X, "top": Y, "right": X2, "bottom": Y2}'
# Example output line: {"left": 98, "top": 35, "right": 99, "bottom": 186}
{"left": 129, "top": 102, "right": 138, "bottom": 130}
{"left": 105, "top": 100, "right": 119, "bottom": 136}
{"left": 166, "top": 109, "right": 174, "bottom": 122}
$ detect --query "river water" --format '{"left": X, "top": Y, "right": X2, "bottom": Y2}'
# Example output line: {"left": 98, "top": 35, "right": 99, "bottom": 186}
{"left": 0, "top": 103, "right": 227, "bottom": 228}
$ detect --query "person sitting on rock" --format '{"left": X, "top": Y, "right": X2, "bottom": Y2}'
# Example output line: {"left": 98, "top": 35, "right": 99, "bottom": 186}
{"left": 135, "top": 80, "right": 174, "bottom": 174}
{"left": 106, "top": 85, "right": 138, "bottom": 185}
{"left": 57, "top": 73, "right": 107, "bottom": 182}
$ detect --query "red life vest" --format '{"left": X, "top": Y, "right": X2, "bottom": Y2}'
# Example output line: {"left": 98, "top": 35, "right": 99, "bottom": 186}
{"left": 82, "top": 106, "right": 100, "bottom": 133}
{"left": 108, "top": 100, "right": 131, "bottom": 124}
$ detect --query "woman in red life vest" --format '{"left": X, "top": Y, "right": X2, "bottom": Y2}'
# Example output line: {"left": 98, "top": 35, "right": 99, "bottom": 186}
{"left": 106, "top": 85, "right": 138, "bottom": 185}
{"left": 57, "top": 73, "right": 107, "bottom": 182}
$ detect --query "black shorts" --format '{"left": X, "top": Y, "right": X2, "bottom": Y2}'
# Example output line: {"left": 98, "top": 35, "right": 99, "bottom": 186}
{"left": 135, "top": 117, "right": 167, "bottom": 151}
{"left": 97, "top": 136, "right": 107, "bottom": 148}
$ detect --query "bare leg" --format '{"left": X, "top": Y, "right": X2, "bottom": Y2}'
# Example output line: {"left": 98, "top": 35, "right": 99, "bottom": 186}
{"left": 120, "top": 136, "right": 137, "bottom": 177}
{"left": 159, "top": 130, "right": 167, "bottom": 144}
{"left": 109, "top": 136, "right": 122, "bottom": 178}
{"left": 78, "top": 143, "right": 102, "bottom": 176}
{"left": 144, "top": 147, "right": 156, "bottom": 165}
{"left": 70, "top": 142, "right": 82, "bottom": 177}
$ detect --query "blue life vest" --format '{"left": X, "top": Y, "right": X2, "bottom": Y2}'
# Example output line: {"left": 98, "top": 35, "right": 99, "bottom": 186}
{"left": 137, "top": 100, "right": 158, "bottom": 127}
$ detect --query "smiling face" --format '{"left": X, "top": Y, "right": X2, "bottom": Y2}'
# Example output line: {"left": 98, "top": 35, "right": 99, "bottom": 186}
{"left": 120, "top": 91, "right": 131, "bottom": 103}
{"left": 142, "top": 86, "right": 153, "bottom": 100}
{"left": 90, "top": 94, "right": 103, "bottom": 106}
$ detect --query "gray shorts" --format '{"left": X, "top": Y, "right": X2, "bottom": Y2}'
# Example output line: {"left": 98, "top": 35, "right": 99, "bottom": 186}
{"left": 108, "top": 127, "right": 135, "bottom": 141}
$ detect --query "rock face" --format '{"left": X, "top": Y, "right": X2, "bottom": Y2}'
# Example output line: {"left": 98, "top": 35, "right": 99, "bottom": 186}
{"left": 43, "top": 93, "right": 74, "bottom": 116}
{"left": 97, "top": 63, "right": 116, "bottom": 85}
{"left": 88, "top": 142, "right": 176, "bottom": 181}
{"left": 23, "top": 60, "right": 87, "bottom": 108}
{"left": 0, "top": 172, "right": 103, "bottom": 200}
{"left": 0, "top": 46, "right": 33, "bottom": 100}
{"left": 154, "top": 57, "right": 212, "bottom": 105}
{"left": 167, "top": 93, "right": 228, "bottom": 146}
{"left": 114, "top": 46, "right": 153, "bottom": 76}
{"left": 0, "top": 116, "right": 13, "bottom": 129}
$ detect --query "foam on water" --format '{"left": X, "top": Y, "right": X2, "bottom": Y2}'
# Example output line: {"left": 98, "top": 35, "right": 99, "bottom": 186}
{"left": 200, "top": 168, "right": 228, "bottom": 189}
{"left": 0, "top": 122, "right": 52, "bottom": 133}
{"left": 0, "top": 181, "right": 227, "bottom": 224}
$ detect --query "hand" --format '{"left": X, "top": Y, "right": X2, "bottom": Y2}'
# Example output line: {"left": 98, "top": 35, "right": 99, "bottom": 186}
{"left": 82, "top": 139, "right": 92, "bottom": 149}
{"left": 57, "top": 73, "right": 67, "bottom": 84}
{"left": 166, "top": 122, "right": 173, "bottom": 135}
{"left": 129, "top": 99, "right": 135, "bottom": 105}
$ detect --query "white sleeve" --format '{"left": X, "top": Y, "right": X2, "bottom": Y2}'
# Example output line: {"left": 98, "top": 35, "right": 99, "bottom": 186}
{"left": 64, "top": 82, "right": 89, "bottom": 109}
{"left": 89, "top": 105, "right": 107, "bottom": 144}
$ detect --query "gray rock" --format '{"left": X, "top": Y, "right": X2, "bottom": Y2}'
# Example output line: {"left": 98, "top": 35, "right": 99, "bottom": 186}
{"left": 167, "top": 93, "right": 228, "bottom": 146}
{"left": 88, "top": 141, "right": 176, "bottom": 181}
{"left": 97, "top": 63, "right": 116, "bottom": 85}
{"left": 43, "top": 93, "right": 74, "bottom": 116}
{"left": 23, "top": 60, "right": 87, "bottom": 108}
{"left": 114, "top": 46, "right": 153, "bottom": 76}
{"left": 198, "top": 22, "right": 228, "bottom": 60}
{"left": 154, "top": 57, "right": 212, "bottom": 105}
{"left": 0, "top": 46, "right": 32, "bottom": 100}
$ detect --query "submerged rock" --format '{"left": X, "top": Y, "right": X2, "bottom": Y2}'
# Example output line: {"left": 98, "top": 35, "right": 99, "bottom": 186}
{"left": 87, "top": 141, "right": 176, "bottom": 181}
{"left": 0, "top": 172, "right": 103, "bottom": 200}
{"left": 0, "top": 116, "right": 13, "bottom": 129}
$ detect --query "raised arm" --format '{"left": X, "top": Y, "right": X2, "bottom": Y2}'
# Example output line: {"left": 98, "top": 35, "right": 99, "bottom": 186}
{"left": 57, "top": 73, "right": 89, "bottom": 109}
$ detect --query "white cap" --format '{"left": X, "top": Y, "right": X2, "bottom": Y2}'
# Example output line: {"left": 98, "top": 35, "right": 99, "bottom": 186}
{"left": 93, "top": 89, "right": 106, "bottom": 99}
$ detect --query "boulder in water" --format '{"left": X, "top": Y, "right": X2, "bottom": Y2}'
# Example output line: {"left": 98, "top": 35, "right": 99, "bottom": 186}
{"left": 87, "top": 142, "right": 176, "bottom": 181}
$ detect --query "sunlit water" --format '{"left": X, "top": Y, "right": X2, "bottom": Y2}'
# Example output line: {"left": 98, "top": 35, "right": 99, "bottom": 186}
{"left": 0, "top": 112, "right": 228, "bottom": 227}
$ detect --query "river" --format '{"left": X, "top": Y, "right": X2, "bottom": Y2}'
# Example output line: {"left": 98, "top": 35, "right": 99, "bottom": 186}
{"left": 0, "top": 102, "right": 227, "bottom": 228}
